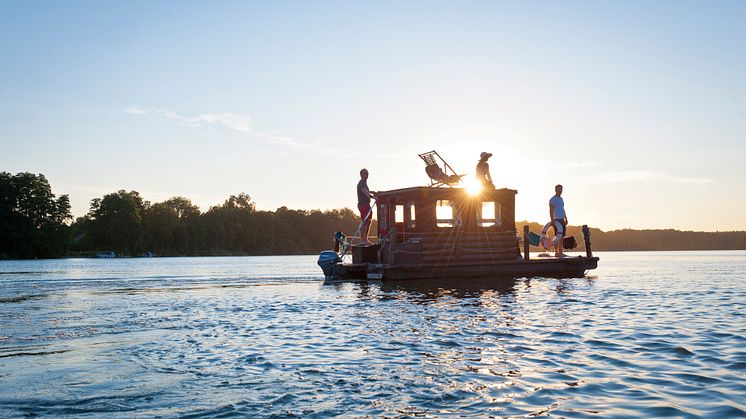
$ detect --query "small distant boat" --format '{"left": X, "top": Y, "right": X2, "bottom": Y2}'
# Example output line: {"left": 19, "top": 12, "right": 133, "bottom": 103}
{"left": 318, "top": 152, "right": 599, "bottom": 281}
{"left": 96, "top": 251, "right": 116, "bottom": 258}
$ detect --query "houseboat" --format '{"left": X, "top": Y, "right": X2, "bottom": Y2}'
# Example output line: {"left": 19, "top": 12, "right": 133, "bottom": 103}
{"left": 318, "top": 154, "right": 599, "bottom": 281}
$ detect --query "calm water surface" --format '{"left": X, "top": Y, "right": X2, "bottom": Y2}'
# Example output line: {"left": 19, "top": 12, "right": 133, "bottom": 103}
{"left": 1, "top": 252, "right": 745, "bottom": 417}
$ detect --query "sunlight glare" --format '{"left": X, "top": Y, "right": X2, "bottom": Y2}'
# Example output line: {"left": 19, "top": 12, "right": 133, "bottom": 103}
{"left": 464, "top": 177, "right": 483, "bottom": 196}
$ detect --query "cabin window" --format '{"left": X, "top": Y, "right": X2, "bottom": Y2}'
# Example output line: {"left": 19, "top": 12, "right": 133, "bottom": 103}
{"left": 436, "top": 200, "right": 454, "bottom": 228}
{"left": 479, "top": 201, "right": 495, "bottom": 227}
{"left": 479, "top": 201, "right": 501, "bottom": 227}
{"left": 407, "top": 202, "right": 416, "bottom": 229}
{"left": 395, "top": 205, "right": 404, "bottom": 224}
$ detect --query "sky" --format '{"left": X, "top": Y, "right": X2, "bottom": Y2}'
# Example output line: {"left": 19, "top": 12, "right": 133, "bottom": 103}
{"left": 1, "top": 1, "right": 744, "bottom": 232}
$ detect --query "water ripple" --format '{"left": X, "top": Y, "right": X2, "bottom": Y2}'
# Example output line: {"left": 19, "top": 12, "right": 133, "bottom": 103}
{"left": 0, "top": 253, "right": 745, "bottom": 417}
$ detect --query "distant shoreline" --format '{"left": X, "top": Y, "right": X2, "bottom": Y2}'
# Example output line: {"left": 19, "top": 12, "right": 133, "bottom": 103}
{"left": 73, "top": 248, "right": 746, "bottom": 258}
{"left": 1, "top": 248, "right": 743, "bottom": 262}
{"left": 3, "top": 171, "right": 745, "bottom": 260}
{"left": 5, "top": 224, "right": 746, "bottom": 261}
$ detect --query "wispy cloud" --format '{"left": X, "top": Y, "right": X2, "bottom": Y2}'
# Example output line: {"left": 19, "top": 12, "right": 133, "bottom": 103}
{"left": 127, "top": 107, "right": 254, "bottom": 134}
{"left": 123, "top": 106, "right": 361, "bottom": 157}
{"left": 588, "top": 170, "right": 712, "bottom": 185}
{"left": 190, "top": 113, "right": 252, "bottom": 133}
{"left": 124, "top": 106, "right": 147, "bottom": 115}
{"left": 124, "top": 105, "right": 372, "bottom": 158}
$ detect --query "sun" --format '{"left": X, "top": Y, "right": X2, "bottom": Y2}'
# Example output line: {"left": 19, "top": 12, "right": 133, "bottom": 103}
{"left": 464, "top": 176, "right": 483, "bottom": 196}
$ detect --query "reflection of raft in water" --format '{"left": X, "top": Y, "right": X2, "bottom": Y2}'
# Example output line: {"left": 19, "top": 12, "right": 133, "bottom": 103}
{"left": 318, "top": 184, "right": 599, "bottom": 281}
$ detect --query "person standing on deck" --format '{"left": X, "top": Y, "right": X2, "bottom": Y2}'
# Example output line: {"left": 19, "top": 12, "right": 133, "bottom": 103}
{"left": 549, "top": 184, "right": 568, "bottom": 257}
{"left": 357, "top": 168, "right": 374, "bottom": 245}
{"left": 476, "top": 152, "right": 495, "bottom": 188}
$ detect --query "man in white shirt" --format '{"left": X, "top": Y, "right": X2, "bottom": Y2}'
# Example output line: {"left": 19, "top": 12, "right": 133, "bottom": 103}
{"left": 549, "top": 184, "right": 568, "bottom": 257}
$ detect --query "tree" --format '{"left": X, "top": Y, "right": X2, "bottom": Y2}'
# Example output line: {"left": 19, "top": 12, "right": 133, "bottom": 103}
{"left": 142, "top": 196, "right": 201, "bottom": 255}
{"left": 198, "top": 193, "right": 257, "bottom": 254}
{"left": 0, "top": 172, "right": 71, "bottom": 258}
{"left": 88, "top": 190, "right": 145, "bottom": 256}
{"left": 223, "top": 193, "right": 255, "bottom": 212}
{"left": 142, "top": 202, "right": 178, "bottom": 254}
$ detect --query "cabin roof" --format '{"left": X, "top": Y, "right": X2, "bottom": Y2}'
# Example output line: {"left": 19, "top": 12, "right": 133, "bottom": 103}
{"left": 375, "top": 186, "right": 517, "bottom": 198}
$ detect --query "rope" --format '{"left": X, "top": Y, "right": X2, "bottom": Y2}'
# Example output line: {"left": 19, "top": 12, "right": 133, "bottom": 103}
{"left": 387, "top": 244, "right": 517, "bottom": 256}
{"left": 388, "top": 246, "right": 454, "bottom": 255}
{"left": 340, "top": 198, "right": 376, "bottom": 257}
{"left": 460, "top": 246, "right": 519, "bottom": 254}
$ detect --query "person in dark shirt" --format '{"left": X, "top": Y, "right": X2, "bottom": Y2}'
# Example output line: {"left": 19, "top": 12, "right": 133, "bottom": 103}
{"left": 476, "top": 152, "right": 494, "bottom": 188}
{"left": 357, "top": 168, "right": 374, "bottom": 245}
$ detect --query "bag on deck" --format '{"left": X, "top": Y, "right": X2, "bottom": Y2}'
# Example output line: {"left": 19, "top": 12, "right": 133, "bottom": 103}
{"left": 563, "top": 236, "right": 577, "bottom": 250}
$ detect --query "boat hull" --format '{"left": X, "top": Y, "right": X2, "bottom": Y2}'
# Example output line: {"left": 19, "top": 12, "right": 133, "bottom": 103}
{"left": 325, "top": 256, "right": 599, "bottom": 281}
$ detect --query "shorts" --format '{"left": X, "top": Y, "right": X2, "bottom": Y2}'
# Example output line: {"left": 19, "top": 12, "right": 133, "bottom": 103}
{"left": 358, "top": 203, "right": 372, "bottom": 220}
{"left": 552, "top": 219, "right": 566, "bottom": 236}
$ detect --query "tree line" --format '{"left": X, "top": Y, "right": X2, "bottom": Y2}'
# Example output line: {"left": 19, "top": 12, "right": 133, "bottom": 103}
{"left": 1, "top": 172, "right": 360, "bottom": 258}
{"left": 68, "top": 191, "right": 362, "bottom": 257}
{"left": 2, "top": 172, "right": 745, "bottom": 259}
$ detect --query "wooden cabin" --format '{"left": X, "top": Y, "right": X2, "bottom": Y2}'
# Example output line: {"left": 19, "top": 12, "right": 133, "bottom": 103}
{"left": 373, "top": 186, "right": 521, "bottom": 269}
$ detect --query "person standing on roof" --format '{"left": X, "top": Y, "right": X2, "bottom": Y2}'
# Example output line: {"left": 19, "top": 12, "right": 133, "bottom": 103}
{"left": 357, "top": 168, "right": 375, "bottom": 245}
{"left": 549, "top": 184, "right": 568, "bottom": 257}
{"left": 476, "top": 152, "right": 494, "bottom": 188}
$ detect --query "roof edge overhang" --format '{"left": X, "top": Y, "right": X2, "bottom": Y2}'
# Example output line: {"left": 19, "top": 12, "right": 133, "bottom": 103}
{"left": 374, "top": 186, "right": 518, "bottom": 198}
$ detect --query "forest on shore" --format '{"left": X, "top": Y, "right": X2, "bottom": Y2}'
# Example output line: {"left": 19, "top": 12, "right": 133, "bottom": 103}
{"left": 2, "top": 172, "right": 745, "bottom": 259}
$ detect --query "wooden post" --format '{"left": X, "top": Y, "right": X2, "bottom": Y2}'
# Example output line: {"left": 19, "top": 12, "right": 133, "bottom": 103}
{"left": 582, "top": 224, "right": 593, "bottom": 258}
{"left": 523, "top": 225, "right": 530, "bottom": 260}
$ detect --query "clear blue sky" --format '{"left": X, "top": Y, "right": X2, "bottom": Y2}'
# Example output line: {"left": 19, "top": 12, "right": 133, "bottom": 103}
{"left": 2, "top": 1, "right": 744, "bottom": 231}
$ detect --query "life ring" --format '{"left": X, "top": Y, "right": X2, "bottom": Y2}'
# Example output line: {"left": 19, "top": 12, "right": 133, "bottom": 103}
{"left": 540, "top": 221, "right": 563, "bottom": 250}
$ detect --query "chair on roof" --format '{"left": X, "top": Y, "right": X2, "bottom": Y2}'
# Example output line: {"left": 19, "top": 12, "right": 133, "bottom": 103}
{"left": 418, "top": 150, "right": 465, "bottom": 187}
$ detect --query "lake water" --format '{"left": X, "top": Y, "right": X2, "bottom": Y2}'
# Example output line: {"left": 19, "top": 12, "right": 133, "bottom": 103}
{"left": 1, "top": 252, "right": 745, "bottom": 417}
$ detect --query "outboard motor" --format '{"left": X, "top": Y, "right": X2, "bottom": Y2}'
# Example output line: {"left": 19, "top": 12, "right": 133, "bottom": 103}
{"left": 317, "top": 251, "right": 341, "bottom": 279}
